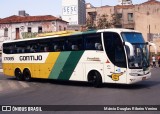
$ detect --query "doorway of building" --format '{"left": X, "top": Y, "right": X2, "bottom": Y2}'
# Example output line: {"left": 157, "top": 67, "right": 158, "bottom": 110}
{"left": 16, "top": 28, "right": 20, "bottom": 39}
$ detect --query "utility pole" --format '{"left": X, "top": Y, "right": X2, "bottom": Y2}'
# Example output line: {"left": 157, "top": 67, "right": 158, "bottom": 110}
{"left": 122, "top": 0, "right": 124, "bottom": 28}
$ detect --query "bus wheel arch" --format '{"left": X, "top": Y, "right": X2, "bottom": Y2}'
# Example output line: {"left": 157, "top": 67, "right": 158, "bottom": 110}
{"left": 87, "top": 70, "right": 102, "bottom": 88}
{"left": 15, "top": 68, "right": 23, "bottom": 81}
{"left": 23, "top": 68, "right": 32, "bottom": 82}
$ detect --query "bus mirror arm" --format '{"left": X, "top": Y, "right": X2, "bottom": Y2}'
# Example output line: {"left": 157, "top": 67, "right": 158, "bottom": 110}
{"left": 148, "top": 42, "right": 157, "bottom": 54}
{"left": 124, "top": 42, "right": 134, "bottom": 57}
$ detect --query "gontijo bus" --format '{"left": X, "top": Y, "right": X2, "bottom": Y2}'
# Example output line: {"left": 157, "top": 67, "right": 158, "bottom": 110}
{"left": 2, "top": 29, "right": 157, "bottom": 87}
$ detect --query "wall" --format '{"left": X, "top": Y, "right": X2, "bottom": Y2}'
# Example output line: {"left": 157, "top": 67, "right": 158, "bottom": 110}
{"left": 62, "top": 0, "right": 86, "bottom": 25}
{"left": 135, "top": 3, "right": 160, "bottom": 52}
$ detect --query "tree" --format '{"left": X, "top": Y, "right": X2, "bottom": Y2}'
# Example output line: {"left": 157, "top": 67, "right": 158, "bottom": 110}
{"left": 97, "top": 14, "right": 111, "bottom": 29}
{"left": 86, "top": 13, "right": 122, "bottom": 30}
{"left": 110, "top": 14, "right": 122, "bottom": 28}
{"left": 86, "top": 17, "right": 96, "bottom": 29}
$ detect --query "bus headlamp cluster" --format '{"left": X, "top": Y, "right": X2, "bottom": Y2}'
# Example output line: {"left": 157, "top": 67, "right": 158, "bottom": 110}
{"left": 129, "top": 73, "right": 138, "bottom": 76}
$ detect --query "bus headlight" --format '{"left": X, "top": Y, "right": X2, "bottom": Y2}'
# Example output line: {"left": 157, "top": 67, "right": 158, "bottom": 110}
{"left": 129, "top": 73, "right": 138, "bottom": 76}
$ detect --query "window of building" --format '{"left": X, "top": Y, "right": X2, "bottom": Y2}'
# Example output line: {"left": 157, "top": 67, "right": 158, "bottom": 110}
{"left": 28, "top": 27, "right": 32, "bottom": 33}
{"left": 4, "top": 28, "right": 8, "bottom": 37}
{"left": 128, "top": 13, "right": 133, "bottom": 21}
{"left": 117, "top": 13, "right": 122, "bottom": 18}
{"left": 59, "top": 26, "right": 62, "bottom": 31}
{"left": 38, "top": 26, "right": 42, "bottom": 33}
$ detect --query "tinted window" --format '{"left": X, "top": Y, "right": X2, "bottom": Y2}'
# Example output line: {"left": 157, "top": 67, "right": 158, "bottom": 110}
{"left": 84, "top": 33, "right": 103, "bottom": 51}
{"left": 103, "top": 32, "right": 126, "bottom": 68}
{"left": 64, "top": 35, "right": 83, "bottom": 51}
{"left": 121, "top": 32, "right": 145, "bottom": 43}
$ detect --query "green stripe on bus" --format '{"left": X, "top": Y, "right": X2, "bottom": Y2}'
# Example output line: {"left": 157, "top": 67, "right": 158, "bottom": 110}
{"left": 58, "top": 51, "right": 84, "bottom": 80}
{"left": 49, "top": 52, "right": 71, "bottom": 79}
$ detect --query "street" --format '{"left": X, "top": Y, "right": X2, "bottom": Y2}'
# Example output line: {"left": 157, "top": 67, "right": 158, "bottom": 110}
{"left": 0, "top": 68, "right": 160, "bottom": 114}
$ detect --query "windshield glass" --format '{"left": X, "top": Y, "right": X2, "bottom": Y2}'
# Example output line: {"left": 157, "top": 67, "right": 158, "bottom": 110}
{"left": 122, "top": 32, "right": 149, "bottom": 69}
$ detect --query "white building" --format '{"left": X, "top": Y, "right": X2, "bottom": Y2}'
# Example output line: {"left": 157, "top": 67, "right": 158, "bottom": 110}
{"left": 0, "top": 12, "right": 68, "bottom": 50}
{"left": 118, "top": 0, "right": 133, "bottom": 5}
{"left": 62, "top": 0, "right": 86, "bottom": 25}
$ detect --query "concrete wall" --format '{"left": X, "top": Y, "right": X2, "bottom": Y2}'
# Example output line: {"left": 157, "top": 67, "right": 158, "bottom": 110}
{"left": 135, "top": 3, "right": 160, "bottom": 52}
{"left": 62, "top": 0, "right": 86, "bottom": 25}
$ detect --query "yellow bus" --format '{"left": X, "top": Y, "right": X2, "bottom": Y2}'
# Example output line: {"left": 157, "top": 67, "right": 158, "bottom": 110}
{"left": 2, "top": 29, "right": 156, "bottom": 87}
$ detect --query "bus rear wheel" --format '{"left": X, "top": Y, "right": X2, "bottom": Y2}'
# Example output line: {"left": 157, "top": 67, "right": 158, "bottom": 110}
{"left": 15, "top": 68, "right": 23, "bottom": 81}
{"left": 88, "top": 71, "right": 102, "bottom": 88}
{"left": 23, "top": 69, "right": 32, "bottom": 81}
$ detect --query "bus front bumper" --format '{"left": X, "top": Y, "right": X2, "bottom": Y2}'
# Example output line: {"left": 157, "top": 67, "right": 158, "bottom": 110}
{"left": 127, "top": 72, "right": 151, "bottom": 84}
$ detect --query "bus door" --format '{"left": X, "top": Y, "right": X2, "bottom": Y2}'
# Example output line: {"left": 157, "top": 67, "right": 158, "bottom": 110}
{"left": 103, "top": 32, "right": 127, "bottom": 83}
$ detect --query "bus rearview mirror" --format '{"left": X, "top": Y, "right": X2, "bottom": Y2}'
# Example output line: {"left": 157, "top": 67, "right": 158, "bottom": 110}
{"left": 124, "top": 42, "right": 134, "bottom": 57}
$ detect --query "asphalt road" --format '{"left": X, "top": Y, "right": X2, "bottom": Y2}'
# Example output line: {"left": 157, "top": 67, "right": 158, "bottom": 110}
{"left": 0, "top": 68, "right": 160, "bottom": 114}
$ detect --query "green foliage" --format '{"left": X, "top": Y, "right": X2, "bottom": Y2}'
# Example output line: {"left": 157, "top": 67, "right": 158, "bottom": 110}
{"left": 86, "top": 13, "right": 122, "bottom": 29}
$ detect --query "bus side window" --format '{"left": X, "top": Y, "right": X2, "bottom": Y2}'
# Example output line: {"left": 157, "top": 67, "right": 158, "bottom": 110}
{"left": 72, "top": 45, "right": 79, "bottom": 51}
{"left": 85, "top": 33, "right": 103, "bottom": 51}
{"left": 44, "top": 46, "right": 49, "bottom": 52}
{"left": 67, "top": 35, "right": 83, "bottom": 51}
{"left": 86, "top": 41, "right": 94, "bottom": 50}
{"left": 54, "top": 44, "right": 62, "bottom": 52}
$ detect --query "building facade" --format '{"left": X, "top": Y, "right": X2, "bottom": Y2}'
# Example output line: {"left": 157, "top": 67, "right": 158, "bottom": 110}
{"left": 0, "top": 12, "right": 68, "bottom": 50}
{"left": 86, "top": 0, "right": 160, "bottom": 52}
{"left": 62, "top": 0, "right": 86, "bottom": 25}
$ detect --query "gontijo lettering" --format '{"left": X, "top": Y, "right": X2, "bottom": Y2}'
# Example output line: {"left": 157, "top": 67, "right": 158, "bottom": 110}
{"left": 19, "top": 55, "right": 42, "bottom": 61}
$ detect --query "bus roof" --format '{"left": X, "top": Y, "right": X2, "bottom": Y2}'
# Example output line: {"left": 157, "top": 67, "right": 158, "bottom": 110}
{"left": 2, "top": 28, "right": 140, "bottom": 44}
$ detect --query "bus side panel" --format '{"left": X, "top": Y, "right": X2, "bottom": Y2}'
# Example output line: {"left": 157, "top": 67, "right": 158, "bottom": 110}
{"left": 72, "top": 51, "right": 106, "bottom": 82}
{"left": 69, "top": 63, "right": 85, "bottom": 81}
{"left": 2, "top": 63, "right": 14, "bottom": 77}
{"left": 33, "top": 52, "right": 60, "bottom": 79}
{"left": 48, "top": 52, "right": 71, "bottom": 79}
{"left": 58, "top": 51, "right": 84, "bottom": 80}
{"left": 48, "top": 51, "right": 84, "bottom": 80}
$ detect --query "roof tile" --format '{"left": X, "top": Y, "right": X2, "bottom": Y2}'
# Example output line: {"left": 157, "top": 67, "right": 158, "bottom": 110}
{"left": 0, "top": 15, "right": 67, "bottom": 24}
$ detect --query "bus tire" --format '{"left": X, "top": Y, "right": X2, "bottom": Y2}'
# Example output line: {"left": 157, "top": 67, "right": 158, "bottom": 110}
{"left": 23, "top": 69, "right": 32, "bottom": 82}
{"left": 88, "top": 71, "right": 102, "bottom": 88}
{"left": 15, "top": 68, "right": 23, "bottom": 81}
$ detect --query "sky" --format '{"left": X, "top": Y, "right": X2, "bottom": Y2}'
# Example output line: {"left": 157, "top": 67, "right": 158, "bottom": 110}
{"left": 0, "top": 0, "right": 159, "bottom": 18}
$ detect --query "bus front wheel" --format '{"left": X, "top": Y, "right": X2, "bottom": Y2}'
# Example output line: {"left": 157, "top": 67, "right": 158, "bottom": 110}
{"left": 23, "top": 69, "right": 32, "bottom": 82}
{"left": 15, "top": 68, "right": 23, "bottom": 81}
{"left": 88, "top": 71, "right": 102, "bottom": 88}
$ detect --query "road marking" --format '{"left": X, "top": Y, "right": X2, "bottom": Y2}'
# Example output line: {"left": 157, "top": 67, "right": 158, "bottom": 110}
{"left": 8, "top": 81, "right": 19, "bottom": 90}
{"left": 18, "top": 81, "right": 29, "bottom": 88}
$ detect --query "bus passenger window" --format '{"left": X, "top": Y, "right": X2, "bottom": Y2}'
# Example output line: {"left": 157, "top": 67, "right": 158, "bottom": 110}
{"left": 95, "top": 43, "right": 102, "bottom": 50}
{"left": 72, "top": 45, "right": 78, "bottom": 51}
{"left": 85, "top": 33, "right": 103, "bottom": 51}
{"left": 44, "top": 47, "right": 49, "bottom": 52}
{"left": 54, "top": 45, "right": 61, "bottom": 52}
{"left": 86, "top": 41, "right": 94, "bottom": 50}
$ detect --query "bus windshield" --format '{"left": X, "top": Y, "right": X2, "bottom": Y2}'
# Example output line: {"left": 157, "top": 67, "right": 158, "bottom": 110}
{"left": 122, "top": 32, "right": 149, "bottom": 69}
